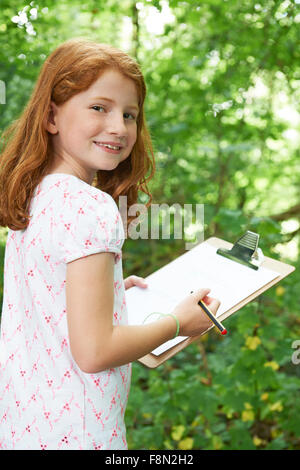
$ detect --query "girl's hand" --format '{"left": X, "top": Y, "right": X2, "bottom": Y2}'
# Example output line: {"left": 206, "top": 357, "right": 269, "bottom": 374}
{"left": 124, "top": 275, "right": 148, "bottom": 291}
{"left": 172, "top": 288, "right": 221, "bottom": 337}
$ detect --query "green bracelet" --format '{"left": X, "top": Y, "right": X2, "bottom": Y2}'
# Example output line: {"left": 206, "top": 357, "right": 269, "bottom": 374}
{"left": 143, "top": 312, "right": 180, "bottom": 339}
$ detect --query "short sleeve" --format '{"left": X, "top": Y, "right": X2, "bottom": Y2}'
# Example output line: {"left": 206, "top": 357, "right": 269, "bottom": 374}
{"left": 55, "top": 188, "right": 125, "bottom": 264}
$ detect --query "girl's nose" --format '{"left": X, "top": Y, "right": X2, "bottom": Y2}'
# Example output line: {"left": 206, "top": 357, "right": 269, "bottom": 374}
{"left": 106, "top": 112, "right": 128, "bottom": 136}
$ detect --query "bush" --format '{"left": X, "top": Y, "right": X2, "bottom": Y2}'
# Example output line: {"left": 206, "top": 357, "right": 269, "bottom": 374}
{"left": 126, "top": 268, "right": 300, "bottom": 450}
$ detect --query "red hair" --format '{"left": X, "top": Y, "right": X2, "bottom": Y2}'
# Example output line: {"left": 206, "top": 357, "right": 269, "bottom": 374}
{"left": 0, "top": 38, "right": 155, "bottom": 231}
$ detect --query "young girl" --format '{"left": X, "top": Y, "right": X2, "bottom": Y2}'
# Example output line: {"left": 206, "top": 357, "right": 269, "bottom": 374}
{"left": 0, "top": 38, "right": 220, "bottom": 450}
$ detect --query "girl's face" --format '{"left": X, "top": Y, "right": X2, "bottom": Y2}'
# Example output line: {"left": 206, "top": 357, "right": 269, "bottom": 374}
{"left": 46, "top": 68, "right": 139, "bottom": 184}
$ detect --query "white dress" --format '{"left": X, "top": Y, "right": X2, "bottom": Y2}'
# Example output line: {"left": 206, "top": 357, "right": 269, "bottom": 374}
{"left": 0, "top": 174, "right": 131, "bottom": 450}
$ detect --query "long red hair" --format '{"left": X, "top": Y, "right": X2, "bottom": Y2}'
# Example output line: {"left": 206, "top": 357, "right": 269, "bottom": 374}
{"left": 0, "top": 38, "right": 155, "bottom": 231}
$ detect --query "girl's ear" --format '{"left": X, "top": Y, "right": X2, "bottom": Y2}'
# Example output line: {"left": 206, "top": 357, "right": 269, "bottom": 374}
{"left": 44, "top": 101, "right": 59, "bottom": 134}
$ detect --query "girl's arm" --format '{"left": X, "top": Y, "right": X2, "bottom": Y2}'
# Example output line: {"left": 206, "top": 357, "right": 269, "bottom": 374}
{"left": 66, "top": 252, "right": 219, "bottom": 373}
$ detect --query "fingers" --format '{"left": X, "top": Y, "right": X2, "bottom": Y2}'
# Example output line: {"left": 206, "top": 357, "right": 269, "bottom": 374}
{"left": 124, "top": 275, "right": 148, "bottom": 290}
{"left": 190, "top": 288, "right": 211, "bottom": 300}
{"left": 206, "top": 298, "right": 221, "bottom": 314}
{"left": 203, "top": 295, "right": 220, "bottom": 306}
{"left": 191, "top": 290, "right": 221, "bottom": 316}
{"left": 131, "top": 275, "right": 148, "bottom": 288}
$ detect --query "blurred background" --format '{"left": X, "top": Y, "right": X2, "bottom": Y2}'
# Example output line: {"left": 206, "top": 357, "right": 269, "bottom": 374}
{"left": 0, "top": 0, "right": 300, "bottom": 450}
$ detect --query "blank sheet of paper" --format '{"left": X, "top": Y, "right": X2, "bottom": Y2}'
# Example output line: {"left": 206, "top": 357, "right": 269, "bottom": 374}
{"left": 125, "top": 242, "right": 279, "bottom": 356}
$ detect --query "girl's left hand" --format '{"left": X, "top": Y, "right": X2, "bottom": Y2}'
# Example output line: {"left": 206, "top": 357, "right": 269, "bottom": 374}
{"left": 124, "top": 275, "right": 148, "bottom": 291}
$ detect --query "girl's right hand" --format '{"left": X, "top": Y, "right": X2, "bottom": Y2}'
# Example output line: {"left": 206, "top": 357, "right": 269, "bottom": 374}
{"left": 172, "top": 288, "right": 221, "bottom": 337}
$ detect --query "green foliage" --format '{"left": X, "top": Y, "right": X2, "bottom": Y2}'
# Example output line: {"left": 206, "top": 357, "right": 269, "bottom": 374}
{"left": 126, "top": 278, "right": 300, "bottom": 450}
{"left": 1, "top": 0, "right": 300, "bottom": 450}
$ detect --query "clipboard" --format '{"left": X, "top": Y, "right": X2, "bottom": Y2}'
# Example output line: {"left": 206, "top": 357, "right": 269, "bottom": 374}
{"left": 126, "top": 233, "right": 295, "bottom": 369}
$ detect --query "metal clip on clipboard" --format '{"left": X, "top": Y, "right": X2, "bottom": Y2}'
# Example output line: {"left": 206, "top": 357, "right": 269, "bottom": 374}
{"left": 216, "top": 231, "right": 264, "bottom": 271}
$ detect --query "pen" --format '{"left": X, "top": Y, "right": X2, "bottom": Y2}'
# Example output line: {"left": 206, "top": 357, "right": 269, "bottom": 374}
{"left": 190, "top": 291, "right": 227, "bottom": 335}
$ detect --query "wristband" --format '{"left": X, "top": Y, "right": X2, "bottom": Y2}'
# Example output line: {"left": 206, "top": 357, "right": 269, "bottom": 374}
{"left": 143, "top": 312, "right": 180, "bottom": 339}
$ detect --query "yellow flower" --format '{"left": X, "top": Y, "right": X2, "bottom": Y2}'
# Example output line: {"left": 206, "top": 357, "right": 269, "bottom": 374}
{"left": 245, "top": 402, "right": 253, "bottom": 410}
{"left": 261, "top": 393, "right": 269, "bottom": 401}
{"left": 271, "top": 428, "right": 281, "bottom": 439}
{"left": 142, "top": 412, "right": 152, "bottom": 419}
{"left": 178, "top": 437, "right": 194, "bottom": 450}
{"left": 245, "top": 336, "right": 261, "bottom": 350}
{"left": 264, "top": 361, "right": 279, "bottom": 371}
{"left": 171, "top": 425, "right": 185, "bottom": 441}
{"left": 269, "top": 401, "right": 283, "bottom": 412}
{"left": 253, "top": 435, "right": 267, "bottom": 447}
{"left": 242, "top": 410, "right": 255, "bottom": 422}
{"left": 276, "top": 286, "right": 285, "bottom": 296}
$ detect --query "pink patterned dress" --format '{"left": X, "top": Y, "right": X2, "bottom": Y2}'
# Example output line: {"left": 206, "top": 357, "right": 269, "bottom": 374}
{"left": 0, "top": 174, "right": 131, "bottom": 450}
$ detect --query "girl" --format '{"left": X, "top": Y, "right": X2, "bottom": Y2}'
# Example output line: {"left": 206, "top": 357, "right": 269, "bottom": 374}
{"left": 0, "top": 38, "right": 220, "bottom": 450}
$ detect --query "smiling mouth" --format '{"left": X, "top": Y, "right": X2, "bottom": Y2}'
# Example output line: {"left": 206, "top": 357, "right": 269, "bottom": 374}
{"left": 93, "top": 142, "right": 123, "bottom": 154}
{"left": 93, "top": 142, "right": 122, "bottom": 150}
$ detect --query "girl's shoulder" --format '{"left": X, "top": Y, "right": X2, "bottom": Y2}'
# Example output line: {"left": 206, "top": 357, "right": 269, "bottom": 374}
{"left": 40, "top": 173, "right": 117, "bottom": 208}
{"left": 42, "top": 175, "right": 124, "bottom": 262}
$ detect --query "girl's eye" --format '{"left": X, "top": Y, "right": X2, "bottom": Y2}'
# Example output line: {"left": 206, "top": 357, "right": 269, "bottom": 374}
{"left": 92, "top": 106, "right": 136, "bottom": 121}
{"left": 92, "top": 105, "right": 105, "bottom": 112}
{"left": 124, "top": 112, "right": 136, "bottom": 120}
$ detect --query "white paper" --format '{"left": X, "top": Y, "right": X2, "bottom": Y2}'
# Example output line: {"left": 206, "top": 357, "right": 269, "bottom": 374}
{"left": 125, "top": 242, "right": 280, "bottom": 355}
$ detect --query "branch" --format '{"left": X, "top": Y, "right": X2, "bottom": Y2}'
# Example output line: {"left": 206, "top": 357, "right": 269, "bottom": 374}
{"left": 269, "top": 204, "right": 300, "bottom": 222}
{"left": 131, "top": 2, "right": 140, "bottom": 61}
